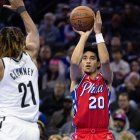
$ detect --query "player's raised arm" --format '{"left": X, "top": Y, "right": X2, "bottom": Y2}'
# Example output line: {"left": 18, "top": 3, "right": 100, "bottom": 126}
{"left": 3, "top": 0, "right": 39, "bottom": 61}
{"left": 94, "top": 11, "right": 113, "bottom": 84}
{"left": 70, "top": 28, "right": 93, "bottom": 92}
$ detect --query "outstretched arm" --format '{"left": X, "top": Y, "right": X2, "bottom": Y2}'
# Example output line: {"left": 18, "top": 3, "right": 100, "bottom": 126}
{"left": 4, "top": 0, "right": 39, "bottom": 61}
{"left": 94, "top": 11, "right": 113, "bottom": 84}
{"left": 70, "top": 28, "right": 93, "bottom": 92}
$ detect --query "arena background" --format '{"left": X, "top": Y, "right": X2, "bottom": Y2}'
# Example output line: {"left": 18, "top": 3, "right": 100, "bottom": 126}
{"left": 0, "top": 0, "right": 140, "bottom": 140}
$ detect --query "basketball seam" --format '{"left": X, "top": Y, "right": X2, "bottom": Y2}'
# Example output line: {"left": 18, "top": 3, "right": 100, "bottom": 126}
{"left": 72, "top": 9, "right": 94, "bottom": 11}
{"left": 70, "top": 16, "right": 94, "bottom": 20}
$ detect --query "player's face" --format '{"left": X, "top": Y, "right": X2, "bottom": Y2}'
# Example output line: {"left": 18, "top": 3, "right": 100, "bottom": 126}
{"left": 81, "top": 51, "right": 100, "bottom": 74}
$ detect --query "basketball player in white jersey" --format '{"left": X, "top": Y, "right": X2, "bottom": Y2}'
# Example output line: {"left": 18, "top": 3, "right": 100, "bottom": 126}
{"left": 0, "top": 0, "right": 40, "bottom": 139}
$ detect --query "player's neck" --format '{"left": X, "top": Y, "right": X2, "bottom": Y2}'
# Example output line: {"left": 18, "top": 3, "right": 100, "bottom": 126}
{"left": 89, "top": 71, "right": 98, "bottom": 80}
{"left": 15, "top": 52, "right": 22, "bottom": 61}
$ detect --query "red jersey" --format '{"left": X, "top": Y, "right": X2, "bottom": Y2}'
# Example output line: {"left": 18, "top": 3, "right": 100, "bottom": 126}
{"left": 71, "top": 73, "right": 111, "bottom": 129}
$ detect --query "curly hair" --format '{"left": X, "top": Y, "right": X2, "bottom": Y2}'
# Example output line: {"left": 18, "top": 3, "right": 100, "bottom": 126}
{"left": 0, "top": 27, "right": 25, "bottom": 58}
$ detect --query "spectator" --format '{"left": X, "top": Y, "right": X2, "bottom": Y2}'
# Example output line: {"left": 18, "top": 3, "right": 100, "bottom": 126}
{"left": 121, "top": 3, "right": 139, "bottom": 28}
{"left": 39, "top": 36, "right": 46, "bottom": 48}
{"left": 38, "top": 45, "right": 52, "bottom": 89}
{"left": 59, "top": 110, "right": 74, "bottom": 136}
{"left": 39, "top": 13, "right": 61, "bottom": 45}
{"left": 48, "top": 96, "right": 72, "bottom": 132}
{"left": 125, "top": 72, "right": 140, "bottom": 105}
{"left": 40, "top": 81, "right": 66, "bottom": 119}
{"left": 60, "top": 45, "right": 75, "bottom": 85}
{"left": 111, "top": 36, "right": 121, "bottom": 51}
{"left": 124, "top": 41, "right": 138, "bottom": 63}
{"left": 42, "top": 58, "right": 65, "bottom": 89}
{"left": 39, "top": 45, "right": 52, "bottom": 64}
{"left": 48, "top": 134, "right": 62, "bottom": 140}
{"left": 105, "top": 14, "right": 123, "bottom": 38}
{"left": 111, "top": 109, "right": 130, "bottom": 140}
{"left": 110, "top": 49, "right": 130, "bottom": 87}
{"left": 111, "top": 92, "right": 140, "bottom": 132}
{"left": 118, "top": 131, "right": 136, "bottom": 140}
{"left": 130, "top": 60, "right": 140, "bottom": 74}
{"left": 37, "top": 112, "right": 47, "bottom": 140}
{"left": 62, "top": 134, "right": 71, "bottom": 140}
{"left": 64, "top": 23, "right": 76, "bottom": 44}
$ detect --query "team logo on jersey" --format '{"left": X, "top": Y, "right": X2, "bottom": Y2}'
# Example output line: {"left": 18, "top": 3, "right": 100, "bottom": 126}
{"left": 80, "top": 81, "right": 104, "bottom": 96}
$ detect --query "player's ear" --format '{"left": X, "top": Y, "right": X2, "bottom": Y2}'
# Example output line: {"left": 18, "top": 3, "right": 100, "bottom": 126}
{"left": 97, "top": 61, "right": 101, "bottom": 69}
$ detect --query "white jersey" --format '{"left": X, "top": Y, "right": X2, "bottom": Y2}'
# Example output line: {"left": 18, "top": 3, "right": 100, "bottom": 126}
{"left": 0, "top": 52, "right": 39, "bottom": 122}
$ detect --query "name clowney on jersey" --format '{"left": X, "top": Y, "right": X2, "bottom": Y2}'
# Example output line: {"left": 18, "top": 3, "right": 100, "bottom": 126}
{"left": 71, "top": 73, "right": 111, "bottom": 129}
{"left": 0, "top": 53, "right": 39, "bottom": 122}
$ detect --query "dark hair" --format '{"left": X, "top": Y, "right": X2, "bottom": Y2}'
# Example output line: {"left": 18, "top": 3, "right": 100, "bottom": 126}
{"left": 83, "top": 44, "right": 99, "bottom": 61}
{"left": 0, "top": 27, "right": 25, "bottom": 58}
{"left": 119, "top": 92, "right": 129, "bottom": 100}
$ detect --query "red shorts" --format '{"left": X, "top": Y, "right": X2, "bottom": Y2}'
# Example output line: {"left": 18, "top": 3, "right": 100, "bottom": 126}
{"left": 71, "top": 128, "right": 114, "bottom": 140}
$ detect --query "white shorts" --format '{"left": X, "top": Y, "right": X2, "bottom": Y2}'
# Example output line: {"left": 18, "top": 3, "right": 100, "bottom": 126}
{"left": 0, "top": 116, "right": 40, "bottom": 140}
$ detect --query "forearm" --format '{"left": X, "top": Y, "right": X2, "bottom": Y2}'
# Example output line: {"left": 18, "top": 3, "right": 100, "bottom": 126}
{"left": 20, "top": 11, "right": 38, "bottom": 35}
{"left": 71, "top": 36, "right": 88, "bottom": 64}
{"left": 96, "top": 33, "right": 112, "bottom": 83}
{"left": 3, "top": 0, "right": 39, "bottom": 59}
{"left": 93, "top": 11, "right": 113, "bottom": 83}
{"left": 20, "top": 10, "right": 39, "bottom": 50}
{"left": 96, "top": 34, "right": 109, "bottom": 64}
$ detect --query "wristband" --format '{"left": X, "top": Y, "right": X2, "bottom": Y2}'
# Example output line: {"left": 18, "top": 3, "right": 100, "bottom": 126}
{"left": 16, "top": 6, "right": 26, "bottom": 14}
{"left": 95, "top": 33, "right": 105, "bottom": 44}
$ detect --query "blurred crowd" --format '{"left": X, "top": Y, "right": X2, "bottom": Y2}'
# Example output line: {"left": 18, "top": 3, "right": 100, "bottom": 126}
{"left": 1, "top": 0, "right": 140, "bottom": 140}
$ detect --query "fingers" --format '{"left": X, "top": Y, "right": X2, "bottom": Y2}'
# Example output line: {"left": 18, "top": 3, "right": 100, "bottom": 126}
{"left": 72, "top": 27, "right": 78, "bottom": 33}
{"left": 96, "top": 11, "right": 102, "bottom": 23}
{"left": 72, "top": 27, "right": 83, "bottom": 35}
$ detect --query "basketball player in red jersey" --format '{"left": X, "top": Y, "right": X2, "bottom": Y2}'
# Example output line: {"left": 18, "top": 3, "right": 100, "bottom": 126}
{"left": 70, "top": 11, "right": 114, "bottom": 140}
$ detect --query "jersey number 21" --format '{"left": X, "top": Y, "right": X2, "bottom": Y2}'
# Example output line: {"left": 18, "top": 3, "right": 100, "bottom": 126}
{"left": 18, "top": 81, "right": 36, "bottom": 108}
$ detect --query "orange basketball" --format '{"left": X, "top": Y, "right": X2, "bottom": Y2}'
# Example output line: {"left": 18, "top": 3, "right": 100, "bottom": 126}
{"left": 70, "top": 6, "right": 95, "bottom": 31}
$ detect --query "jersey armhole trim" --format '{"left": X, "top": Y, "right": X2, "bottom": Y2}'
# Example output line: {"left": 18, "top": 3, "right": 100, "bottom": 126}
{"left": 1, "top": 59, "right": 5, "bottom": 69}
{"left": 25, "top": 52, "right": 38, "bottom": 70}
{"left": 74, "top": 73, "right": 86, "bottom": 92}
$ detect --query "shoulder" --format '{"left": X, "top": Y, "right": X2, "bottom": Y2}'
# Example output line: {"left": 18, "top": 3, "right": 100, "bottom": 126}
{"left": 24, "top": 52, "right": 38, "bottom": 67}
{"left": 99, "top": 73, "right": 112, "bottom": 88}
{"left": 70, "top": 73, "right": 86, "bottom": 92}
{"left": 120, "top": 60, "right": 129, "bottom": 66}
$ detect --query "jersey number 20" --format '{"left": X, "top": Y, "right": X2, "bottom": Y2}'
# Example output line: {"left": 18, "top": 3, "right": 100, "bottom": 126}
{"left": 18, "top": 81, "right": 36, "bottom": 108}
{"left": 89, "top": 96, "right": 104, "bottom": 109}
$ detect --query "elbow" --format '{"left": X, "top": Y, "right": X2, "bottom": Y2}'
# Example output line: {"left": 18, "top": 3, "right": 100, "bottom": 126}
{"left": 70, "top": 57, "right": 80, "bottom": 65}
{"left": 70, "top": 60, "right": 80, "bottom": 65}
{"left": 34, "top": 29, "right": 39, "bottom": 38}
{"left": 101, "top": 59, "right": 110, "bottom": 65}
